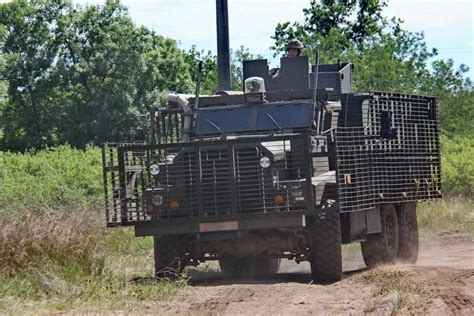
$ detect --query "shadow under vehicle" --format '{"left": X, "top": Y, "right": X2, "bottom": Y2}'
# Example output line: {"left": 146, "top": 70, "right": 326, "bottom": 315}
{"left": 101, "top": 2, "right": 441, "bottom": 284}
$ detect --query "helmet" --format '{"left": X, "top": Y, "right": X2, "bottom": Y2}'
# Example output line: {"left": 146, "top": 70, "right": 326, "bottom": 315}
{"left": 287, "top": 40, "right": 304, "bottom": 51}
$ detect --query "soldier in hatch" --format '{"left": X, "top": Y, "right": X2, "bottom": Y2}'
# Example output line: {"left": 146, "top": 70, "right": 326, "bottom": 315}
{"left": 270, "top": 40, "right": 305, "bottom": 77}
{"left": 286, "top": 40, "right": 304, "bottom": 57}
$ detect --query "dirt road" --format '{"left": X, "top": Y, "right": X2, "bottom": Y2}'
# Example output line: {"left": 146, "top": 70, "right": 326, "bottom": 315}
{"left": 154, "top": 240, "right": 473, "bottom": 315}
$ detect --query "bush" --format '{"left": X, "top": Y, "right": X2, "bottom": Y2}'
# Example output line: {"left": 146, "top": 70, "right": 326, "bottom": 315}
{"left": 0, "top": 145, "right": 103, "bottom": 212}
{"left": 441, "top": 135, "right": 474, "bottom": 196}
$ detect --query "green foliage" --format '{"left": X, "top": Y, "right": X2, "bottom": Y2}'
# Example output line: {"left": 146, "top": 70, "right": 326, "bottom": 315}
{"left": 0, "top": 0, "right": 262, "bottom": 150}
{"left": 272, "top": 0, "right": 388, "bottom": 52}
{"left": 0, "top": 0, "right": 193, "bottom": 151}
{"left": 0, "top": 145, "right": 102, "bottom": 212}
{"left": 441, "top": 136, "right": 474, "bottom": 196}
{"left": 184, "top": 45, "right": 262, "bottom": 95}
{"left": 438, "top": 89, "right": 474, "bottom": 138}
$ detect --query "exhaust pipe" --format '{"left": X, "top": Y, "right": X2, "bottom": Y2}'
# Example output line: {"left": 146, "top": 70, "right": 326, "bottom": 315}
{"left": 216, "top": 0, "right": 231, "bottom": 91}
{"left": 167, "top": 93, "right": 192, "bottom": 142}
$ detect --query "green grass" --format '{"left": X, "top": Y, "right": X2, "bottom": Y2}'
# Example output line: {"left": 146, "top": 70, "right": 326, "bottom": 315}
{"left": 418, "top": 197, "right": 473, "bottom": 240}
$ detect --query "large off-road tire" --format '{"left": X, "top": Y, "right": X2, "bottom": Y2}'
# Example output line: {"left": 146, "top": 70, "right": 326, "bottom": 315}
{"left": 361, "top": 204, "right": 399, "bottom": 268}
{"left": 153, "top": 235, "right": 183, "bottom": 279}
{"left": 309, "top": 211, "right": 342, "bottom": 284}
{"left": 397, "top": 202, "right": 419, "bottom": 263}
{"left": 219, "top": 256, "right": 280, "bottom": 277}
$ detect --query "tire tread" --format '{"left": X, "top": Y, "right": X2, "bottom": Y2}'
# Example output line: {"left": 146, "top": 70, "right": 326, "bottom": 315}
{"left": 310, "top": 211, "right": 342, "bottom": 283}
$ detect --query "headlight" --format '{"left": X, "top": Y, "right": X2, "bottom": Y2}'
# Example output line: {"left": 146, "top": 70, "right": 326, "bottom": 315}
{"left": 149, "top": 163, "right": 160, "bottom": 176}
{"left": 259, "top": 156, "right": 271, "bottom": 168}
{"left": 152, "top": 193, "right": 163, "bottom": 206}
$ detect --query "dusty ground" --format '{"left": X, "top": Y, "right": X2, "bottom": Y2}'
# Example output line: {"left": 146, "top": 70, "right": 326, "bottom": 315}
{"left": 149, "top": 238, "right": 474, "bottom": 315}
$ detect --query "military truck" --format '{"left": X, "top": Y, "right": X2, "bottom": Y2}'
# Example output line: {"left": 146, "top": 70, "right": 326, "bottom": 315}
{"left": 102, "top": 58, "right": 441, "bottom": 282}
{"left": 101, "top": 3, "right": 441, "bottom": 284}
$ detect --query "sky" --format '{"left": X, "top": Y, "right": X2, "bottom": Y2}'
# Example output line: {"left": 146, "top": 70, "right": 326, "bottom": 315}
{"left": 3, "top": 0, "right": 473, "bottom": 77}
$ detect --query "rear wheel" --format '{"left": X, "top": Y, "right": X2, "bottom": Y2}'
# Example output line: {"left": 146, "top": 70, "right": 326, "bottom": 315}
{"left": 309, "top": 211, "right": 342, "bottom": 284}
{"left": 361, "top": 204, "right": 399, "bottom": 268}
{"left": 153, "top": 235, "right": 184, "bottom": 279}
{"left": 219, "top": 256, "right": 280, "bottom": 277}
{"left": 397, "top": 202, "right": 419, "bottom": 263}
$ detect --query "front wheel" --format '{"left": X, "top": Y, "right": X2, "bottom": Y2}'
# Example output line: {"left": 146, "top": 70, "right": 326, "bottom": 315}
{"left": 309, "top": 211, "right": 342, "bottom": 284}
{"left": 361, "top": 204, "right": 399, "bottom": 268}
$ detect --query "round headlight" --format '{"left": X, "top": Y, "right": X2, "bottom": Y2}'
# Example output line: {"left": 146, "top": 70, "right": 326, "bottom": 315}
{"left": 152, "top": 194, "right": 163, "bottom": 206}
{"left": 149, "top": 163, "right": 160, "bottom": 176}
{"left": 259, "top": 156, "right": 271, "bottom": 168}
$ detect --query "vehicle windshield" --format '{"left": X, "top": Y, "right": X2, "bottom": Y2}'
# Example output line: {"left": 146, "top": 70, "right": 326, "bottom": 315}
{"left": 195, "top": 102, "right": 313, "bottom": 135}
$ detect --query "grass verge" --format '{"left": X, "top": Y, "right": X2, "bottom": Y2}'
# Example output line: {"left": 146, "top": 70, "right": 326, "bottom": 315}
{"left": 0, "top": 208, "right": 187, "bottom": 314}
{"left": 418, "top": 196, "right": 473, "bottom": 241}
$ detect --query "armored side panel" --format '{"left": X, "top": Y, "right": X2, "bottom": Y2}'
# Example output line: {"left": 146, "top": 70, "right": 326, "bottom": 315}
{"left": 310, "top": 63, "right": 352, "bottom": 94}
{"left": 334, "top": 92, "right": 441, "bottom": 213}
{"left": 243, "top": 57, "right": 310, "bottom": 91}
{"left": 243, "top": 57, "right": 352, "bottom": 94}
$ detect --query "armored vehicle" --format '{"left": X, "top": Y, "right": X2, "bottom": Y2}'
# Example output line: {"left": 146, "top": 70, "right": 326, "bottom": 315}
{"left": 102, "top": 58, "right": 441, "bottom": 282}
{"left": 101, "top": 3, "right": 441, "bottom": 284}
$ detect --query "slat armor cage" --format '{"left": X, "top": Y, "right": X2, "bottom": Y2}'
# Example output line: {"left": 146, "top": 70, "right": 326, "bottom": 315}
{"left": 103, "top": 133, "right": 317, "bottom": 226}
{"left": 102, "top": 92, "right": 441, "bottom": 227}
{"left": 335, "top": 92, "right": 441, "bottom": 212}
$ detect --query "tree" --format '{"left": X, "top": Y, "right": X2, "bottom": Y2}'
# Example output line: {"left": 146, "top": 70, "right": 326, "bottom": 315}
{"left": 0, "top": 0, "right": 193, "bottom": 151}
{"left": 272, "top": 0, "right": 388, "bottom": 54}
{"left": 270, "top": 0, "right": 471, "bottom": 98}
{"left": 184, "top": 45, "right": 262, "bottom": 95}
